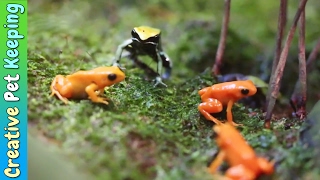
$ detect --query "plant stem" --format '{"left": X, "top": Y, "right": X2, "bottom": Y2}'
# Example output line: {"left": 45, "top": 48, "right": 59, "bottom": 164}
{"left": 265, "top": 0, "right": 309, "bottom": 128}
{"left": 212, "top": 0, "right": 231, "bottom": 76}
{"left": 290, "top": 5, "right": 307, "bottom": 119}
{"left": 306, "top": 38, "right": 320, "bottom": 72}
{"left": 266, "top": 0, "right": 287, "bottom": 108}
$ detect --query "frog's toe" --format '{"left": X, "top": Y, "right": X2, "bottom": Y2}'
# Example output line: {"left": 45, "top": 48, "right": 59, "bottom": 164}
{"left": 101, "top": 101, "right": 109, "bottom": 105}
{"left": 57, "top": 96, "right": 69, "bottom": 104}
{"left": 231, "top": 122, "right": 243, "bottom": 126}
{"left": 209, "top": 118, "right": 223, "bottom": 125}
{"left": 97, "top": 97, "right": 109, "bottom": 105}
{"left": 153, "top": 77, "right": 167, "bottom": 87}
{"left": 62, "top": 99, "right": 69, "bottom": 104}
{"left": 51, "top": 91, "right": 69, "bottom": 104}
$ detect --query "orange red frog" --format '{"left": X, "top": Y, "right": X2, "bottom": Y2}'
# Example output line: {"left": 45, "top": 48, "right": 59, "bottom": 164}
{"left": 50, "top": 66, "right": 125, "bottom": 105}
{"left": 208, "top": 123, "right": 274, "bottom": 180}
{"left": 198, "top": 80, "right": 257, "bottom": 126}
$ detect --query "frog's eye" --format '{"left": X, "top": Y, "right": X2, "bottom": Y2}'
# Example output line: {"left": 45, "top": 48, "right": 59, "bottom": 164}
{"left": 108, "top": 73, "right": 117, "bottom": 81}
{"left": 131, "top": 29, "right": 140, "bottom": 41}
{"left": 241, "top": 89, "right": 249, "bottom": 95}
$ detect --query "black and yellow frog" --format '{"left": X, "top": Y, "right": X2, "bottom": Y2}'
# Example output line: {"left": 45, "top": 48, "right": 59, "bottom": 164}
{"left": 112, "top": 26, "right": 172, "bottom": 87}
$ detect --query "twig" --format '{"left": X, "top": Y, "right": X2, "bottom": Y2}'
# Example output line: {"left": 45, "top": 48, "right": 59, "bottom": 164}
{"left": 306, "top": 38, "right": 320, "bottom": 71}
{"left": 265, "top": 0, "right": 309, "bottom": 128}
{"left": 290, "top": 5, "right": 307, "bottom": 119}
{"left": 266, "top": 0, "right": 287, "bottom": 109}
{"left": 212, "top": 0, "right": 231, "bottom": 76}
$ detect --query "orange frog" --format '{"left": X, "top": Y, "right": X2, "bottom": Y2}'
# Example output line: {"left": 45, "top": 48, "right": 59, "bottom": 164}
{"left": 50, "top": 66, "right": 125, "bottom": 105}
{"left": 208, "top": 123, "right": 274, "bottom": 180}
{"left": 198, "top": 80, "right": 257, "bottom": 126}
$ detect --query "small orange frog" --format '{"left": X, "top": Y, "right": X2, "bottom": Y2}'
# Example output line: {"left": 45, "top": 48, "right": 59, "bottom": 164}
{"left": 208, "top": 123, "right": 274, "bottom": 180}
{"left": 50, "top": 66, "right": 125, "bottom": 105}
{"left": 198, "top": 80, "right": 257, "bottom": 126}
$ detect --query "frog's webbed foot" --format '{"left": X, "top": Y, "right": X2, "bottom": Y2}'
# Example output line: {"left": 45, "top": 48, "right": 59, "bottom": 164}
{"left": 58, "top": 96, "right": 69, "bottom": 104}
{"left": 153, "top": 76, "right": 167, "bottom": 87}
{"left": 94, "top": 97, "right": 109, "bottom": 105}
{"left": 226, "top": 118, "right": 243, "bottom": 126}
{"left": 89, "top": 95, "right": 109, "bottom": 105}
{"left": 231, "top": 122, "right": 243, "bottom": 127}
{"left": 96, "top": 88, "right": 110, "bottom": 97}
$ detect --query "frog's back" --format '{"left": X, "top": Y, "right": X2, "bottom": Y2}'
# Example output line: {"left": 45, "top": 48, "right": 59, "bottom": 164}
{"left": 198, "top": 87, "right": 211, "bottom": 96}
{"left": 66, "top": 70, "right": 95, "bottom": 85}
{"left": 67, "top": 67, "right": 115, "bottom": 80}
{"left": 66, "top": 66, "right": 125, "bottom": 88}
{"left": 199, "top": 81, "right": 236, "bottom": 95}
{"left": 217, "top": 123, "right": 257, "bottom": 166}
{"left": 222, "top": 135, "right": 258, "bottom": 171}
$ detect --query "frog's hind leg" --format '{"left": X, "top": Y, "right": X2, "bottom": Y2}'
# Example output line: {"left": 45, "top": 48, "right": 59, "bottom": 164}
{"left": 130, "top": 54, "right": 159, "bottom": 77}
{"left": 198, "top": 87, "right": 210, "bottom": 96}
{"left": 159, "top": 51, "right": 172, "bottom": 79}
{"left": 198, "top": 98, "right": 223, "bottom": 125}
{"left": 50, "top": 76, "right": 59, "bottom": 97}
{"left": 225, "top": 165, "right": 256, "bottom": 180}
{"left": 53, "top": 91, "right": 70, "bottom": 104}
{"left": 128, "top": 54, "right": 167, "bottom": 87}
{"left": 207, "top": 150, "right": 226, "bottom": 174}
{"left": 50, "top": 75, "right": 70, "bottom": 104}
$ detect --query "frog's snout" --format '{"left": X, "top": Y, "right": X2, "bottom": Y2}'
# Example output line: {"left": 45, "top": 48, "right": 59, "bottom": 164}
{"left": 118, "top": 71, "right": 126, "bottom": 81}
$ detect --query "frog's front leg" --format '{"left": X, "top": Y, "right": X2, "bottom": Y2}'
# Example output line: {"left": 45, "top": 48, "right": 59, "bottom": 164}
{"left": 95, "top": 88, "right": 110, "bottom": 100}
{"left": 198, "top": 98, "right": 223, "bottom": 125}
{"left": 153, "top": 76, "right": 167, "bottom": 87}
{"left": 226, "top": 100, "right": 243, "bottom": 126}
{"left": 113, "top": 39, "right": 133, "bottom": 68}
{"left": 85, "top": 84, "right": 109, "bottom": 105}
{"left": 207, "top": 150, "right": 226, "bottom": 174}
{"left": 225, "top": 165, "right": 256, "bottom": 180}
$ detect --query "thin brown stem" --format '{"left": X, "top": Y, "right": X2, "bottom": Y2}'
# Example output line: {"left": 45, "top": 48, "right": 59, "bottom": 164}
{"left": 212, "top": 0, "right": 231, "bottom": 76}
{"left": 290, "top": 5, "right": 307, "bottom": 119}
{"left": 266, "top": 0, "right": 287, "bottom": 108}
{"left": 306, "top": 38, "right": 320, "bottom": 71}
{"left": 265, "top": 0, "right": 309, "bottom": 128}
